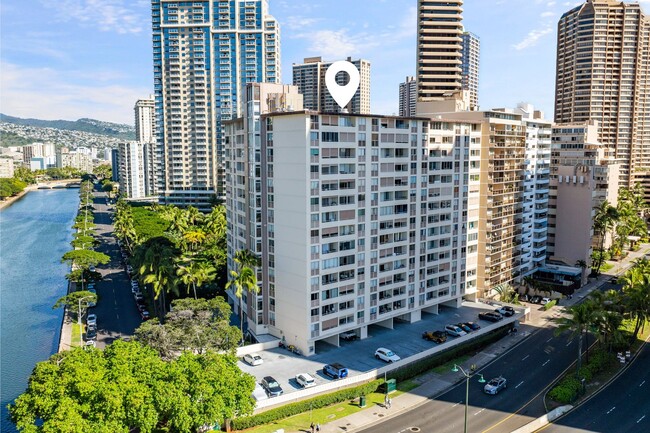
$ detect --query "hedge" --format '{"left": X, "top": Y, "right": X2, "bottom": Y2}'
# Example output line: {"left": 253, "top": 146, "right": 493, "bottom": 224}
{"left": 548, "top": 350, "right": 617, "bottom": 404}
{"left": 230, "top": 379, "right": 383, "bottom": 430}
{"left": 231, "top": 326, "right": 511, "bottom": 430}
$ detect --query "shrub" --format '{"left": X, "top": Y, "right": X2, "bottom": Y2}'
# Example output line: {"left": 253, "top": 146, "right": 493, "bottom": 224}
{"left": 544, "top": 300, "right": 557, "bottom": 310}
{"left": 585, "top": 350, "right": 616, "bottom": 375}
{"left": 548, "top": 376, "right": 582, "bottom": 404}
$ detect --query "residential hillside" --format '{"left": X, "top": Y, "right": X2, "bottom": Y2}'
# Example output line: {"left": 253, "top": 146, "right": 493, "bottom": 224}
{"left": 0, "top": 114, "right": 135, "bottom": 140}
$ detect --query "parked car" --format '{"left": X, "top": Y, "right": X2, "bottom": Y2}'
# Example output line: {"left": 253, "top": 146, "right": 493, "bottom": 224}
{"left": 87, "top": 288, "right": 97, "bottom": 307}
{"left": 375, "top": 347, "right": 401, "bottom": 363}
{"left": 518, "top": 294, "right": 530, "bottom": 302}
{"left": 137, "top": 303, "right": 147, "bottom": 313}
{"left": 422, "top": 330, "right": 448, "bottom": 343}
{"left": 463, "top": 322, "right": 481, "bottom": 331}
{"left": 131, "top": 285, "right": 140, "bottom": 295}
{"left": 479, "top": 311, "right": 503, "bottom": 322}
{"left": 484, "top": 376, "right": 507, "bottom": 395}
{"left": 85, "top": 327, "right": 97, "bottom": 341}
{"left": 89, "top": 265, "right": 96, "bottom": 272}
{"left": 86, "top": 314, "right": 97, "bottom": 327}
{"left": 493, "top": 305, "right": 507, "bottom": 315}
{"left": 323, "top": 363, "right": 349, "bottom": 379}
{"left": 445, "top": 324, "right": 467, "bottom": 337}
{"left": 134, "top": 293, "right": 144, "bottom": 303}
{"left": 243, "top": 353, "right": 263, "bottom": 366}
{"left": 541, "top": 297, "right": 552, "bottom": 305}
{"left": 502, "top": 306, "right": 515, "bottom": 316}
{"left": 295, "top": 373, "right": 316, "bottom": 388}
{"left": 340, "top": 330, "right": 358, "bottom": 341}
{"left": 457, "top": 323, "right": 472, "bottom": 333}
{"left": 86, "top": 283, "right": 96, "bottom": 290}
{"left": 261, "top": 376, "right": 283, "bottom": 397}
{"left": 84, "top": 339, "right": 96, "bottom": 348}
{"left": 140, "top": 310, "right": 151, "bottom": 320}
{"left": 530, "top": 295, "right": 542, "bottom": 304}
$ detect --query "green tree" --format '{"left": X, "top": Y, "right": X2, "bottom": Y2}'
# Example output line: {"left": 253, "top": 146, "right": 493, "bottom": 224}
{"left": 592, "top": 200, "right": 619, "bottom": 275}
{"left": 135, "top": 297, "right": 241, "bottom": 358}
{"left": 93, "top": 163, "right": 112, "bottom": 179}
{"left": 621, "top": 259, "right": 650, "bottom": 340}
{"left": 53, "top": 290, "right": 97, "bottom": 324}
{"left": 61, "top": 249, "right": 110, "bottom": 270}
{"left": 226, "top": 266, "right": 258, "bottom": 339}
{"left": 9, "top": 340, "right": 256, "bottom": 433}
{"left": 176, "top": 257, "right": 216, "bottom": 299}
{"left": 134, "top": 237, "right": 179, "bottom": 317}
{"left": 554, "top": 302, "right": 598, "bottom": 374}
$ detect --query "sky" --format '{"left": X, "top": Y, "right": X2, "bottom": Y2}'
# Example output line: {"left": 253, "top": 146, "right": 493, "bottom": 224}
{"left": 1, "top": 0, "right": 649, "bottom": 125}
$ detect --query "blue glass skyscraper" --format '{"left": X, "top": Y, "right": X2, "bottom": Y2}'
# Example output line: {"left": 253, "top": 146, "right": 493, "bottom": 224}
{"left": 152, "top": 0, "right": 281, "bottom": 208}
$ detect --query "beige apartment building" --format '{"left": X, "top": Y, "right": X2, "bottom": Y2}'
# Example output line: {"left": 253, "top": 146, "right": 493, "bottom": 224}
{"left": 226, "top": 99, "right": 482, "bottom": 354}
{"left": 0, "top": 158, "right": 14, "bottom": 178}
{"left": 417, "top": 0, "right": 464, "bottom": 101}
{"left": 292, "top": 57, "right": 371, "bottom": 114}
{"left": 555, "top": 0, "right": 650, "bottom": 195}
{"left": 547, "top": 121, "right": 620, "bottom": 273}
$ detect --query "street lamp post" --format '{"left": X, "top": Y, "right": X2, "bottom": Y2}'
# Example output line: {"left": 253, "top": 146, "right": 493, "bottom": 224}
{"left": 77, "top": 295, "right": 93, "bottom": 346}
{"left": 452, "top": 364, "right": 485, "bottom": 433}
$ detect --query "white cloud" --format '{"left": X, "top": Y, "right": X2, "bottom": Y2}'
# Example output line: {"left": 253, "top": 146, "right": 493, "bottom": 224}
{"left": 41, "top": 0, "right": 149, "bottom": 34}
{"left": 541, "top": 11, "right": 556, "bottom": 18}
{"left": 0, "top": 62, "right": 148, "bottom": 124}
{"left": 512, "top": 25, "right": 554, "bottom": 51}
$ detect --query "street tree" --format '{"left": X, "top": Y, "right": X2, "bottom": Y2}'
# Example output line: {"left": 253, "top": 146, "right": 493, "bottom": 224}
{"left": 53, "top": 290, "right": 98, "bottom": 323}
{"left": 554, "top": 302, "right": 598, "bottom": 374}
{"left": 61, "top": 249, "right": 110, "bottom": 270}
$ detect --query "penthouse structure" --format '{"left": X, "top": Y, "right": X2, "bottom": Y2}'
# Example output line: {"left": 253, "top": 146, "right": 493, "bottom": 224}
{"left": 293, "top": 57, "right": 371, "bottom": 114}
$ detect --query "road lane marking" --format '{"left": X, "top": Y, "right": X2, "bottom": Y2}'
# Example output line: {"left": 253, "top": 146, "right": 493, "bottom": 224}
{"left": 566, "top": 340, "right": 573, "bottom": 347}
{"left": 515, "top": 381, "right": 524, "bottom": 389}
{"left": 640, "top": 380, "right": 646, "bottom": 387}
{"left": 474, "top": 408, "right": 485, "bottom": 416}
{"left": 546, "top": 337, "right": 553, "bottom": 343}
{"left": 521, "top": 355, "right": 530, "bottom": 361}
{"left": 606, "top": 406, "right": 616, "bottom": 414}
{"left": 542, "top": 360, "right": 550, "bottom": 367}
{"left": 452, "top": 401, "right": 462, "bottom": 408}
{"left": 637, "top": 415, "right": 646, "bottom": 424}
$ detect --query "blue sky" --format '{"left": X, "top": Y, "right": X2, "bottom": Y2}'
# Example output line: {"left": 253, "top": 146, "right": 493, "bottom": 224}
{"left": 1, "top": 0, "right": 647, "bottom": 125}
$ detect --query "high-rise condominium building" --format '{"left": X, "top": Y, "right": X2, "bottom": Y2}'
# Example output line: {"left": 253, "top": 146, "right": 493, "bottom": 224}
{"left": 416, "top": 0, "right": 464, "bottom": 101}
{"left": 547, "top": 121, "right": 620, "bottom": 272}
{"left": 226, "top": 107, "right": 481, "bottom": 355}
{"left": 152, "top": 0, "right": 281, "bottom": 209}
{"left": 293, "top": 57, "right": 371, "bottom": 114}
{"left": 399, "top": 76, "right": 417, "bottom": 117}
{"left": 22, "top": 143, "right": 55, "bottom": 166}
{"left": 461, "top": 31, "right": 480, "bottom": 110}
{"left": 134, "top": 96, "right": 155, "bottom": 143}
{"left": 555, "top": 0, "right": 650, "bottom": 193}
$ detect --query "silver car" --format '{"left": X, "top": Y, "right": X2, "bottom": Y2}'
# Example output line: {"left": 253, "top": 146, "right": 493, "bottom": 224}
{"left": 295, "top": 373, "right": 316, "bottom": 388}
{"left": 484, "top": 376, "right": 507, "bottom": 395}
{"left": 243, "top": 353, "right": 263, "bottom": 366}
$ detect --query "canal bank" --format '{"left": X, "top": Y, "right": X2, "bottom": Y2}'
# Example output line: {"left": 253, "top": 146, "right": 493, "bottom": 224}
{"left": 0, "top": 189, "right": 79, "bottom": 433}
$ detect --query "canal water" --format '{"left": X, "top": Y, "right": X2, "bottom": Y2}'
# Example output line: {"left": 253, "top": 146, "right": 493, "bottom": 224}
{"left": 0, "top": 189, "right": 79, "bottom": 433}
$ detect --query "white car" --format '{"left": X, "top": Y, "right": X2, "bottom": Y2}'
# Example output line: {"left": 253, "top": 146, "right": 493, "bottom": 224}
{"left": 87, "top": 313, "right": 97, "bottom": 327}
{"left": 243, "top": 353, "right": 264, "bottom": 366}
{"left": 295, "top": 373, "right": 316, "bottom": 388}
{"left": 541, "top": 297, "right": 552, "bottom": 305}
{"left": 484, "top": 376, "right": 507, "bottom": 395}
{"left": 375, "top": 347, "right": 401, "bottom": 363}
{"left": 445, "top": 324, "right": 467, "bottom": 337}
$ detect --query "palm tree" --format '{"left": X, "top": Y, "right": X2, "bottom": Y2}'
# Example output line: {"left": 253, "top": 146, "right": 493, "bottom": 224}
{"left": 592, "top": 200, "right": 619, "bottom": 275}
{"left": 176, "top": 257, "right": 216, "bottom": 299}
{"left": 554, "top": 302, "right": 598, "bottom": 373}
{"left": 234, "top": 249, "right": 262, "bottom": 269}
{"left": 225, "top": 266, "right": 258, "bottom": 338}
{"left": 205, "top": 206, "right": 227, "bottom": 239}
{"left": 182, "top": 229, "right": 207, "bottom": 253}
{"left": 575, "top": 260, "right": 588, "bottom": 285}
{"left": 136, "top": 237, "right": 179, "bottom": 318}
{"left": 621, "top": 259, "right": 650, "bottom": 340}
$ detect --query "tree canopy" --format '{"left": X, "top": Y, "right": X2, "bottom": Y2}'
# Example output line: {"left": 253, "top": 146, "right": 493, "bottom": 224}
{"left": 9, "top": 340, "right": 256, "bottom": 433}
{"left": 135, "top": 297, "right": 242, "bottom": 359}
{"left": 61, "top": 249, "right": 110, "bottom": 269}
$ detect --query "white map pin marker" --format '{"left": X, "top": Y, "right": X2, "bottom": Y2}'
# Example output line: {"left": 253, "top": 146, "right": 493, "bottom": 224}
{"left": 325, "top": 61, "right": 360, "bottom": 110}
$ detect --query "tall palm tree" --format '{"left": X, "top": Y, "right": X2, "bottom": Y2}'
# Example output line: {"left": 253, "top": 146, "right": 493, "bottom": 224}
{"left": 225, "top": 266, "right": 258, "bottom": 338}
{"left": 554, "top": 302, "right": 598, "bottom": 373}
{"left": 137, "top": 237, "right": 179, "bottom": 318}
{"left": 621, "top": 259, "right": 650, "bottom": 340}
{"left": 205, "top": 206, "right": 227, "bottom": 239}
{"left": 234, "top": 249, "right": 262, "bottom": 269}
{"left": 592, "top": 200, "right": 619, "bottom": 275}
{"left": 176, "top": 257, "right": 216, "bottom": 299}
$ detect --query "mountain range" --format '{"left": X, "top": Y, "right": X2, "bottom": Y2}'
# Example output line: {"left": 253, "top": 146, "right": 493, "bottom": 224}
{"left": 0, "top": 114, "right": 135, "bottom": 140}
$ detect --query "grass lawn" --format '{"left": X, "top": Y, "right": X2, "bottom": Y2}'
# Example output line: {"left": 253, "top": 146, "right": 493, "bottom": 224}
{"left": 71, "top": 323, "right": 83, "bottom": 347}
{"left": 242, "top": 391, "right": 400, "bottom": 433}
{"left": 600, "top": 262, "right": 614, "bottom": 272}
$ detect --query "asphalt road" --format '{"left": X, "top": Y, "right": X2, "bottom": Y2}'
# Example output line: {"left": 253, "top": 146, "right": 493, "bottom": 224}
{"left": 542, "top": 342, "right": 650, "bottom": 433}
{"left": 87, "top": 188, "right": 141, "bottom": 348}
{"left": 357, "top": 324, "right": 580, "bottom": 433}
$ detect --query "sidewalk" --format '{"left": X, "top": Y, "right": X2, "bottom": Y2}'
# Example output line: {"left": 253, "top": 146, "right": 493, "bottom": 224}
{"left": 57, "top": 281, "right": 76, "bottom": 352}
{"left": 298, "top": 245, "right": 649, "bottom": 433}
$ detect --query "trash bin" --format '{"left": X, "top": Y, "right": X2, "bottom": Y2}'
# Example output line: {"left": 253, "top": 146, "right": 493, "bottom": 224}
{"left": 359, "top": 395, "right": 366, "bottom": 407}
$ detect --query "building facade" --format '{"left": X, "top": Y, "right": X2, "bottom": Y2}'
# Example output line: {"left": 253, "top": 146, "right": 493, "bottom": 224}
{"left": 22, "top": 143, "right": 55, "bottom": 166}
{"left": 134, "top": 96, "right": 155, "bottom": 143}
{"left": 0, "top": 157, "right": 15, "bottom": 178}
{"left": 460, "top": 31, "right": 480, "bottom": 110}
{"left": 547, "top": 121, "right": 620, "bottom": 272}
{"left": 555, "top": 0, "right": 650, "bottom": 191}
{"left": 399, "top": 76, "right": 417, "bottom": 117}
{"left": 293, "top": 57, "right": 371, "bottom": 114}
{"left": 118, "top": 142, "right": 149, "bottom": 199}
{"left": 226, "top": 108, "right": 481, "bottom": 355}
{"left": 417, "top": 0, "right": 464, "bottom": 101}
{"left": 152, "top": 0, "right": 281, "bottom": 209}
{"left": 56, "top": 149, "right": 93, "bottom": 173}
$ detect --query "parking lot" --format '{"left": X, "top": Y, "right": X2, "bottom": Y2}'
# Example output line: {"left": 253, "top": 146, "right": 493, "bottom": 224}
{"left": 239, "top": 302, "right": 518, "bottom": 401}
